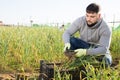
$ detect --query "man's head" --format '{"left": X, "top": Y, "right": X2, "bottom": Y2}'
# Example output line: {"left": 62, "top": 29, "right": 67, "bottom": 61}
{"left": 85, "top": 3, "right": 101, "bottom": 26}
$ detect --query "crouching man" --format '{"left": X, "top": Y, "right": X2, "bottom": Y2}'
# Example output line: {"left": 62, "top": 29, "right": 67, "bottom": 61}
{"left": 62, "top": 3, "right": 112, "bottom": 66}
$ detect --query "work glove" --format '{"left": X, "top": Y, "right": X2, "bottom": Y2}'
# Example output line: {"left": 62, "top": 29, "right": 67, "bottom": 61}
{"left": 64, "top": 43, "right": 71, "bottom": 51}
{"left": 74, "top": 49, "right": 86, "bottom": 57}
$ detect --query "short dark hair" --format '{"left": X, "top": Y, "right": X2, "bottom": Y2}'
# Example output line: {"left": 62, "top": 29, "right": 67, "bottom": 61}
{"left": 86, "top": 3, "right": 100, "bottom": 13}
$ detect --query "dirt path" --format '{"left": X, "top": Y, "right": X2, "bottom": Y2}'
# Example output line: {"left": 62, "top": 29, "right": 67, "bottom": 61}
{"left": 0, "top": 73, "right": 39, "bottom": 80}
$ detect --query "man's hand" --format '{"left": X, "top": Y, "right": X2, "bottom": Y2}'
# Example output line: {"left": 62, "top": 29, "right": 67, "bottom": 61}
{"left": 64, "top": 43, "right": 71, "bottom": 51}
{"left": 74, "top": 49, "right": 86, "bottom": 57}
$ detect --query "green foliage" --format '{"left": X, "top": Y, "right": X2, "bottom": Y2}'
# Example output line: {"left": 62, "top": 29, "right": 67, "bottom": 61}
{"left": 0, "top": 26, "right": 64, "bottom": 72}
{"left": 110, "top": 29, "right": 120, "bottom": 57}
{"left": 114, "top": 25, "right": 120, "bottom": 30}
{"left": 0, "top": 26, "right": 120, "bottom": 79}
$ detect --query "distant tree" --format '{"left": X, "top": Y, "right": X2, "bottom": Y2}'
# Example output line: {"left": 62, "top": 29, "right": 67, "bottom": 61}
{"left": 33, "top": 24, "right": 39, "bottom": 27}
{"left": 30, "top": 20, "right": 33, "bottom": 26}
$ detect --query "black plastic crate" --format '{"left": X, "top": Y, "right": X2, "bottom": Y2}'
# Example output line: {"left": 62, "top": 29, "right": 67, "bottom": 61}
{"left": 39, "top": 60, "right": 61, "bottom": 80}
{"left": 39, "top": 60, "right": 86, "bottom": 80}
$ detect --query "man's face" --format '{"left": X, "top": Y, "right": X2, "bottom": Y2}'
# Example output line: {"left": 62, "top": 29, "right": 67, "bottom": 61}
{"left": 86, "top": 12, "right": 100, "bottom": 25}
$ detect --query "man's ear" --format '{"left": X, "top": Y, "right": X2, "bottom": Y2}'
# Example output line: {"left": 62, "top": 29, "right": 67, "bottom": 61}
{"left": 98, "top": 13, "right": 101, "bottom": 19}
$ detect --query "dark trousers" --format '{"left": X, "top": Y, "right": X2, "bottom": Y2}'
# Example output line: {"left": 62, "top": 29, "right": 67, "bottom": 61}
{"left": 70, "top": 37, "right": 91, "bottom": 50}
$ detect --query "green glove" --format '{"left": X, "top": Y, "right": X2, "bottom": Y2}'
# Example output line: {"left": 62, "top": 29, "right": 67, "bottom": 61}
{"left": 74, "top": 49, "right": 86, "bottom": 57}
{"left": 64, "top": 43, "right": 71, "bottom": 51}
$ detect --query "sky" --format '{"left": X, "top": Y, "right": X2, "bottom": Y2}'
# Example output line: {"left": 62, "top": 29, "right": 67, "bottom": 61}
{"left": 0, "top": 0, "right": 120, "bottom": 26}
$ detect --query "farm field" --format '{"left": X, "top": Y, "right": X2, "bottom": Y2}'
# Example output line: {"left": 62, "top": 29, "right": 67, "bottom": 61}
{"left": 0, "top": 26, "right": 120, "bottom": 80}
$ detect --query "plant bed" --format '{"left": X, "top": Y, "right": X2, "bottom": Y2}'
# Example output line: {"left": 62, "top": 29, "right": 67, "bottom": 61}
{"left": 0, "top": 57, "right": 119, "bottom": 80}
{"left": 39, "top": 56, "right": 120, "bottom": 80}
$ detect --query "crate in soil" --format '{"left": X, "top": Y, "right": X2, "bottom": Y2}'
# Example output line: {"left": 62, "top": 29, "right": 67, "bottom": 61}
{"left": 39, "top": 60, "right": 86, "bottom": 80}
{"left": 39, "top": 60, "right": 61, "bottom": 80}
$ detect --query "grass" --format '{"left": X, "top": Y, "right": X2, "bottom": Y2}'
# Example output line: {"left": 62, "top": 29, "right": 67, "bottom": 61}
{"left": 0, "top": 26, "right": 120, "bottom": 80}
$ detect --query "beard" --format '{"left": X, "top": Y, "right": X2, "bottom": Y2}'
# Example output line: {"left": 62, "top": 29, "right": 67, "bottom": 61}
{"left": 87, "top": 21, "right": 97, "bottom": 27}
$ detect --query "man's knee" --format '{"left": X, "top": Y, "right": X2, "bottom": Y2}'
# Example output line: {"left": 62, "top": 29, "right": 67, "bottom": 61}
{"left": 70, "top": 37, "right": 76, "bottom": 44}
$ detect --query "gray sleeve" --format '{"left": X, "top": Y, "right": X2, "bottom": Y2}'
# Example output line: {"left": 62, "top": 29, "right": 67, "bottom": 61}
{"left": 62, "top": 18, "right": 82, "bottom": 43}
{"left": 87, "top": 27, "right": 112, "bottom": 55}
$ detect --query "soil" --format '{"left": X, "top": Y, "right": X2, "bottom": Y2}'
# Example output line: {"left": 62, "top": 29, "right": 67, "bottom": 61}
{"left": 0, "top": 72, "right": 39, "bottom": 80}
{"left": 0, "top": 73, "right": 39, "bottom": 80}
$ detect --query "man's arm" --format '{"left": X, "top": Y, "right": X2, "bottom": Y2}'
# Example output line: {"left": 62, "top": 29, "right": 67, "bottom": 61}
{"left": 62, "top": 17, "right": 83, "bottom": 43}
{"left": 87, "top": 28, "right": 112, "bottom": 55}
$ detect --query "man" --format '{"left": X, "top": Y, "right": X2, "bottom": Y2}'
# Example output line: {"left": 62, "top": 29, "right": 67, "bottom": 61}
{"left": 62, "top": 3, "right": 112, "bottom": 66}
